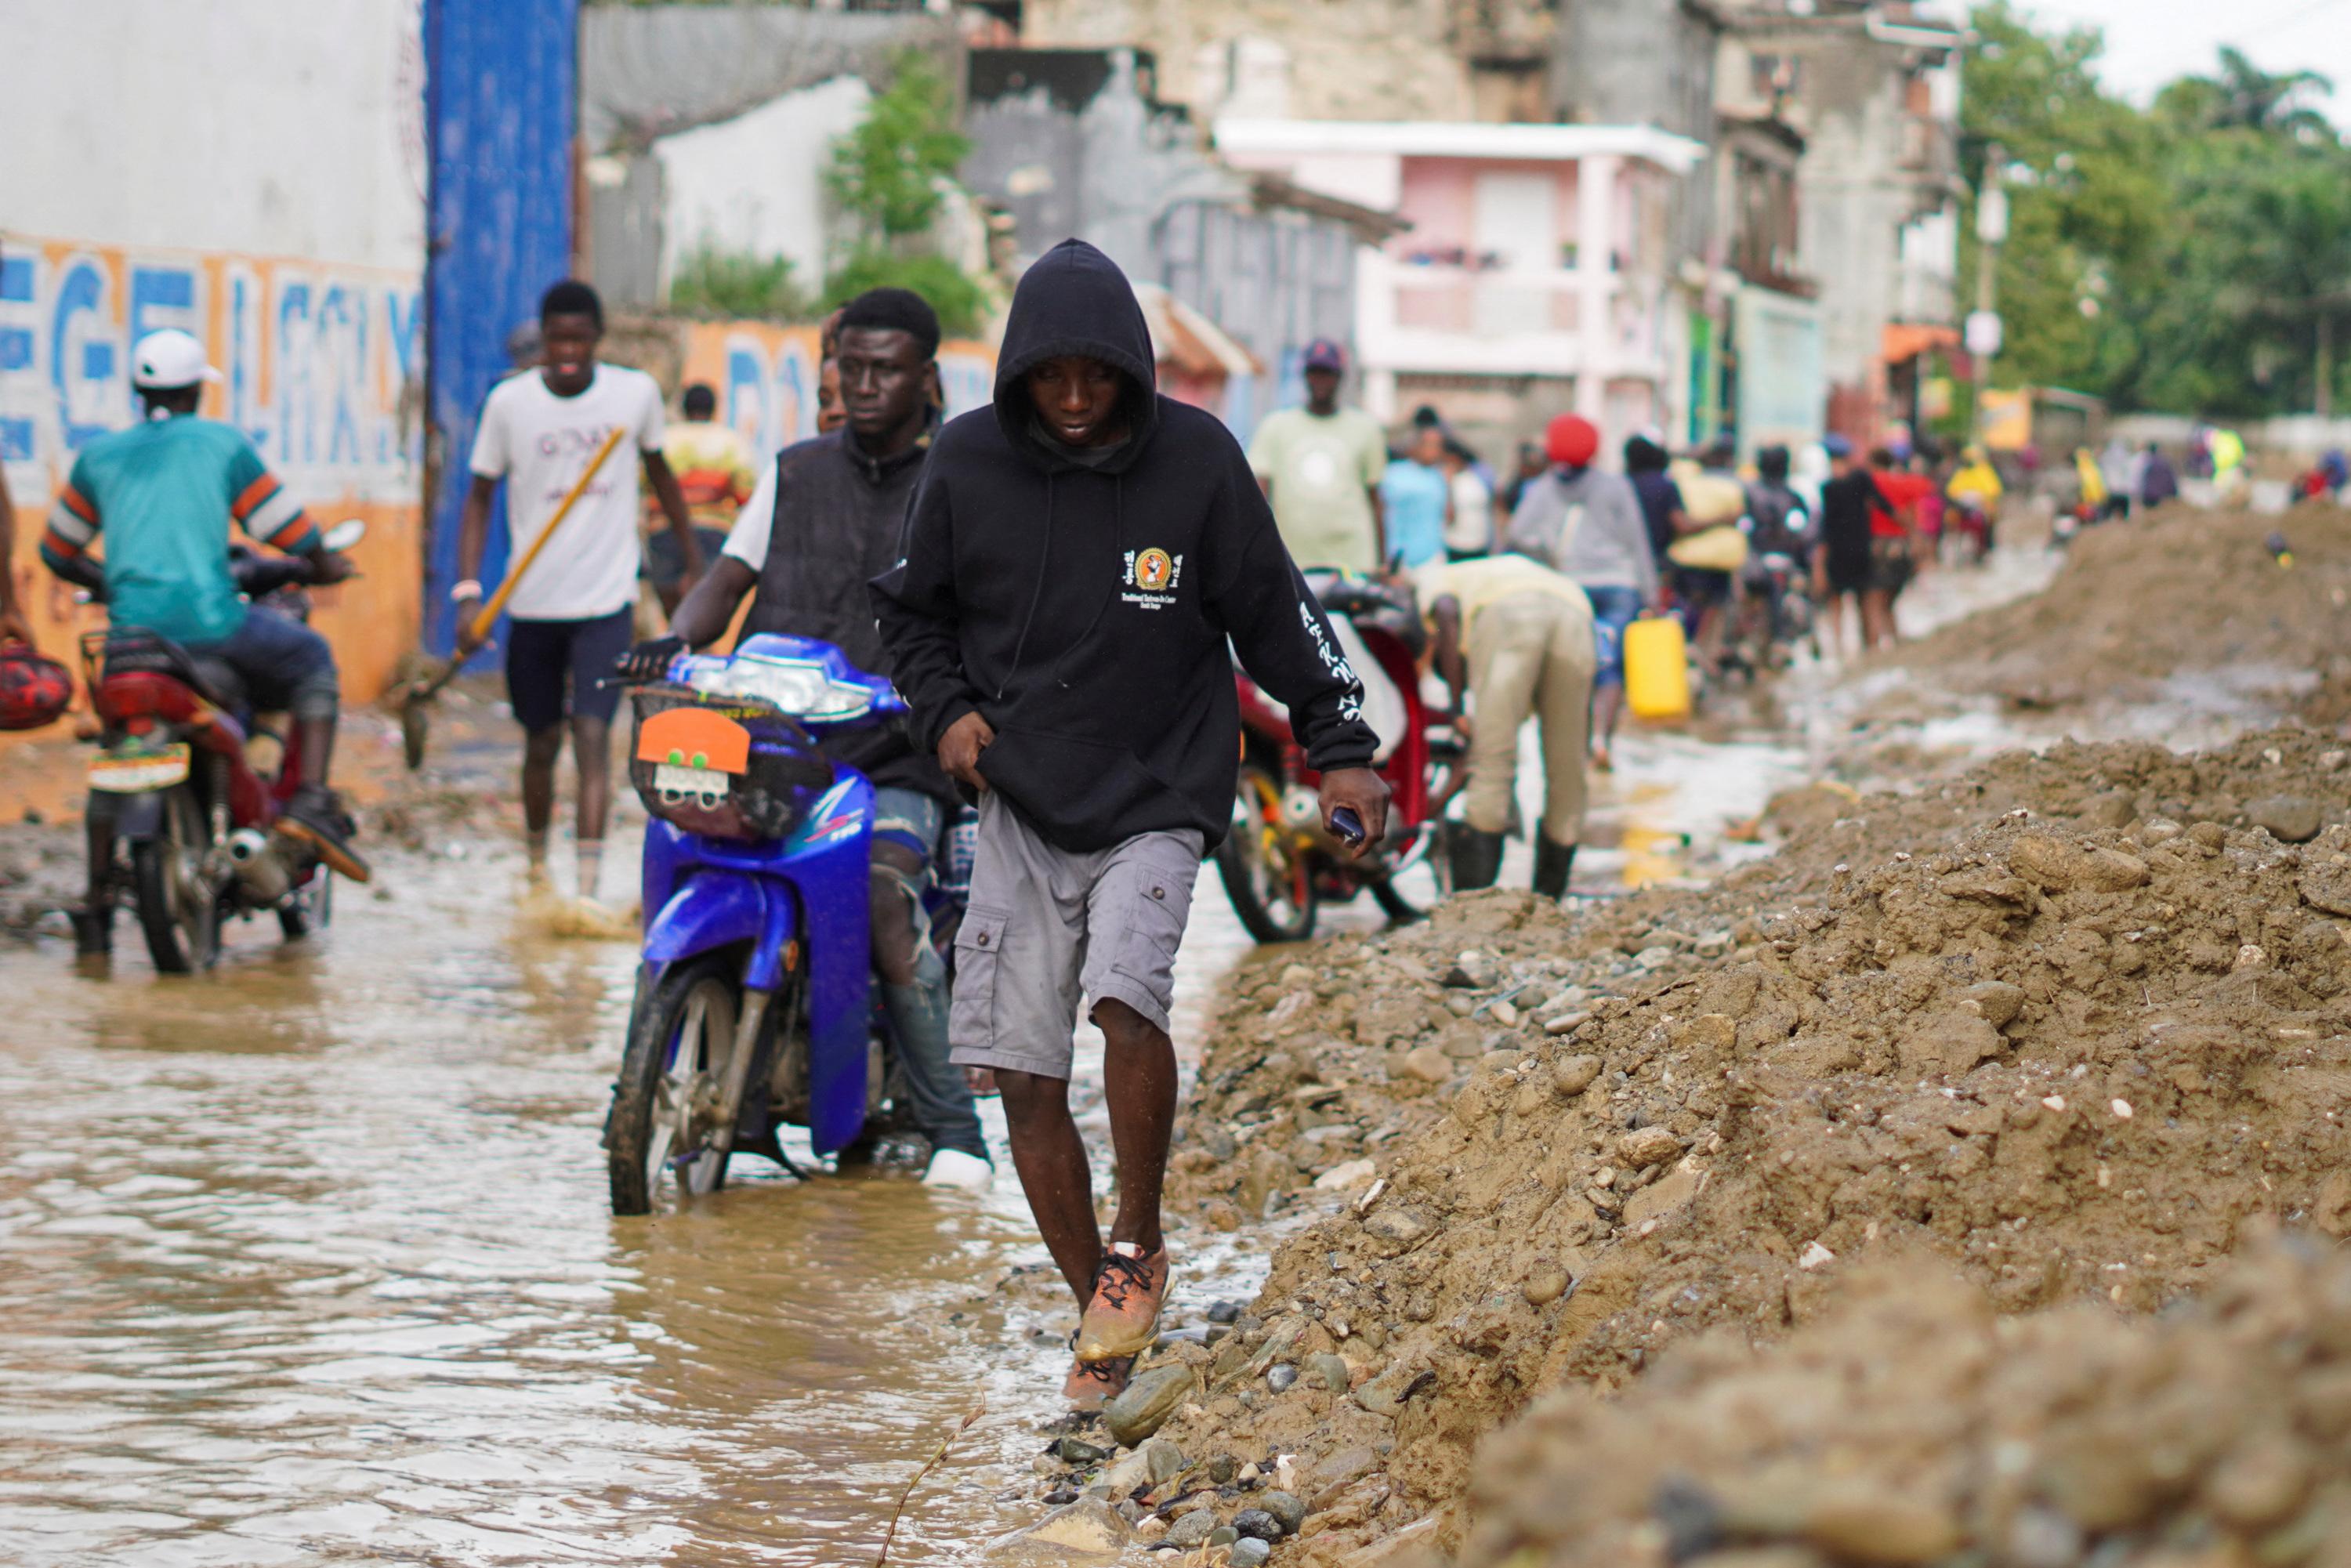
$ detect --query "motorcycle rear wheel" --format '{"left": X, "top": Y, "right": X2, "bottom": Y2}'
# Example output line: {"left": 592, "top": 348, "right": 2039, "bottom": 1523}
{"left": 1216, "top": 765, "right": 1318, "bottom": 945}
{"left": 607, "top": 954, "right": 739, "bottom": 1215}
{"left": 132, "top": 787, "right": 221, "bottom": 974}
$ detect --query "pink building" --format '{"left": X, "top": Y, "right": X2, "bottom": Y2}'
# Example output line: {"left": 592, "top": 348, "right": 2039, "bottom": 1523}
{"left": 1213, "top": 118, "right": 1704, "bottom": 452}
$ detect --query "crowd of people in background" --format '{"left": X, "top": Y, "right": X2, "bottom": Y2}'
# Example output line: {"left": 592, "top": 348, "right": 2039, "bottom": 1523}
{"left": 1248, "top": 348, "right": 2253, "bottom": 744}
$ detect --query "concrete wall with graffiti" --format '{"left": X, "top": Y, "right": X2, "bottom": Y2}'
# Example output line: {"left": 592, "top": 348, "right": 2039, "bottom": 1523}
{"left": 2, "top": 0, "right": 428, "bottom": 706}
{"left": 679, "top": 322, "right": 997, "bottom": 465}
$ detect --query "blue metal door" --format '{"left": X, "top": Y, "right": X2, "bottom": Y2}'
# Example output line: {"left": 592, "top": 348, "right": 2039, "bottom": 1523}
{"left": 423, "top": 0, "right": 578, "bottom": 655}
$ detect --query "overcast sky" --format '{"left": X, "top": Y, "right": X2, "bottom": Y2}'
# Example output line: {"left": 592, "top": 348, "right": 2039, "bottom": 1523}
{"left": 2002, "top": 0, "right": 2351, "bottom": 112}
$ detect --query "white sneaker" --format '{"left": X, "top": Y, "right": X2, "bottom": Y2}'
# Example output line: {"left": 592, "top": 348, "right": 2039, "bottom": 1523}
{"left": 922, "top": 1147, "right": 994, "bottom": 1193}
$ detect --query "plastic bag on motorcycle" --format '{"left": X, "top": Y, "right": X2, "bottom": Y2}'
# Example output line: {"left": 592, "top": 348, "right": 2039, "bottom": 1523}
{"left": 0, "top": 646, "right": 72, "bottom": 731}
{"left": 627, "top": 685, "right": 835, "bottom": 843}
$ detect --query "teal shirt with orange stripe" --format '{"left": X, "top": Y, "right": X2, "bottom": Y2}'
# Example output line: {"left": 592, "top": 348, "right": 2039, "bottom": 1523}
{"left": 42, "top": 414, "right": 317, "bottom": 645}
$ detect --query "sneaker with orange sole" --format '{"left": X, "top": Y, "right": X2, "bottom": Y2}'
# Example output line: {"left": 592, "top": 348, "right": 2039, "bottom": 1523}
{"left": 1074, "top": 1241, "right": 1169, "bottom": 1363}
{"left": 1063, "top": 1346, "right": 1136, "bottom": 1412}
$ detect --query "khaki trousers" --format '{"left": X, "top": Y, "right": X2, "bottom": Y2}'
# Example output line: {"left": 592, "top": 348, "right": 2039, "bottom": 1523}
{"left": 1462, "top": 591, "right": 1596, "bottom": 844}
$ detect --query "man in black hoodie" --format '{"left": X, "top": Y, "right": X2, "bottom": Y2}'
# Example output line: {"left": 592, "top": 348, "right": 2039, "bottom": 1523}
{"left": 622, "top": 288, "right": 991, "bottom": 1192}
{"left": 873, "top": 239, "right": 1388, "bottom": 1409}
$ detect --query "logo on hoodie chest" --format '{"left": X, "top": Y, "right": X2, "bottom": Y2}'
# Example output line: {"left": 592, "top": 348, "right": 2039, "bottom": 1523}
{"left": 1121, "top": 547, "right": 1184, "bottom": 609}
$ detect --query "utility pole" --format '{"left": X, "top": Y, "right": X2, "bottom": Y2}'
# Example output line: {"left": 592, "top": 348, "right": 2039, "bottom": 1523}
{"left": 1965, "top": 144, "right": 2007, "bottom": 445}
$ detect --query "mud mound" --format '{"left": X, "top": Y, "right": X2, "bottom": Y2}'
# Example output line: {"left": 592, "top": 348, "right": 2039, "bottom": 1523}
{"left": 1143, "top": 730, "right": 2351, "bottom": 1561}
{"left": 1462, "top": 1235, "right": 2351, "bottom": 1567}
{"left": 1893, "top": 504, "right": 2351, "bottom": 710}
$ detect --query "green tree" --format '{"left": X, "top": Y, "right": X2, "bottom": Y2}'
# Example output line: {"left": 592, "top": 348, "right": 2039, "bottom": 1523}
{"left": 2158, "top": 47, "right": 2334, "bottom": 136}
{"left": 1960, "top": 4, "right": 2351, "bottom": 416}
{"left": 667, "top": 243, "right": 810, "bottom": 320}
{"left": 1956, "top": 4, "right": 2164, "bottom": 399}
{"left": 822, "top": 52, "right": 991, "bottom": 336}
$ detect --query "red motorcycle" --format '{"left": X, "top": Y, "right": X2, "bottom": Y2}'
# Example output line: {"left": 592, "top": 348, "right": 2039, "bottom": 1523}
{"left": 1219, "top": 574, "right": 1459, "bottom": 943}
{"left": 74, "top": 520, "right": 364, "bottom": 971}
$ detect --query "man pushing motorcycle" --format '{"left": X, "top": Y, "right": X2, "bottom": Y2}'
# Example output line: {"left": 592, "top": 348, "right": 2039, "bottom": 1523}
{"left": 40, "top": 329, "right": 365, "bottom": 955}
{"left": 619, "top": 288, "right": 992, "bottom": 1193}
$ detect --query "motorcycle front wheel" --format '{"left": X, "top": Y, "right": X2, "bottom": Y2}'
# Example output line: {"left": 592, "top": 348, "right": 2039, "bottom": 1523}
{"left": 1215, "top": 765, "right": 1318, "bottom": 945}
{"left": 132, "top": 786, "right": 221, "bottom": 973}
{"left": 607, "top": 954, "right": 739, "bottom": 1215}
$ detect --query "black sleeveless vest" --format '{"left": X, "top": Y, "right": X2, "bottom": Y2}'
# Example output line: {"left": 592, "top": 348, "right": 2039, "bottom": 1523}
{"left": 743, "top": 418, "right": 950, "bottom": 799}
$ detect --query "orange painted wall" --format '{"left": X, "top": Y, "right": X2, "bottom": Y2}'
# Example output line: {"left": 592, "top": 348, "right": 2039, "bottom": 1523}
{"left": 2, "top": 237, "right": 423, "bottom": 740}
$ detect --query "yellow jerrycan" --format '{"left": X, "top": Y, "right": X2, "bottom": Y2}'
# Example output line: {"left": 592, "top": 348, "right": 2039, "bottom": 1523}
{"left": 1623, "top": 614, "right": 1692, "bottom": 721}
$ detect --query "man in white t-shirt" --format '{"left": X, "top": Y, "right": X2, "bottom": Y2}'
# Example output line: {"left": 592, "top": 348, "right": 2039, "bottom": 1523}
{"left": 455, "top": 278, "right": 703, "bottom": 898}
{"left": 1247, "top": 339, "right": 1387, "bottom": 574}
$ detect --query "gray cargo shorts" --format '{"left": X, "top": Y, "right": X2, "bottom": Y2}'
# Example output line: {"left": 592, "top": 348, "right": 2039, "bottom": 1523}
{"left": 948, "top": 791, "right": 1204, "bottom": 1081}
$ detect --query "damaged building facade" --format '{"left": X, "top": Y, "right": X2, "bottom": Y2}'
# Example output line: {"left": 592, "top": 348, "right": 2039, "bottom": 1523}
{"left": 1018, "top": 0, "right": 1962, "bottom": 453}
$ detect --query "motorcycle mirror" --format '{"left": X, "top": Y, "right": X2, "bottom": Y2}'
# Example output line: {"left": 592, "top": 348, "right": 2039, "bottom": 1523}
{"left": 321, "top": 518, "right": 368, "bottom": 553}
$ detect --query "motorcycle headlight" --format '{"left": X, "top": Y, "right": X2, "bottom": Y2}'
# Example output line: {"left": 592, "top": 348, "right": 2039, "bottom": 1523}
{"left": 686, "top": 654, "right": 875, "bottom": 723}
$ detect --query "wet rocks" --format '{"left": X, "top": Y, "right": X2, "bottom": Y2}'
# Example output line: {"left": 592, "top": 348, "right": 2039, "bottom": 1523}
{"left": 1103, "top": 1366, "right": 1196, "bottom": 1447}
{"left": 1400, "top": 1045, "right": 1452, "bottom": 1083}
{"left": 1053, "top": 1436, "right": 1107, "bottom": 1466}
{"left": 1162, "top": 1509, "right": 1218, "bottom": 1549}
{"left": 1143, "top": 1439, "right": 1187, "bottom": 1487}
{"left": 2007, "top": 832, "right": 2149, "bottom": 894}
{"left": 1617, "top": 1127, "right": 1683, "bottom": 1169}
{"left": 1306, "top": 1352, "right": 1353, "bottom": 1392}
{"left": 1960, "top": 980, "right": 2027, "bottom": 1029}
{"left": 1444, "top": 951, "right": 1498, "bottom": 989}
{"left": 1894, "top": 1009, "right": 2004, "bottom": 1078}
{"left": 1552, "top": 1054, "right": 1601, "bottom": 1095}
{"left": 1233, "top": 1507, "right": 1282, "bottom": 1541}
{"left": 1523, "top": 1260, "right": 1573, "bottom": 1306}
{"left": 990, "top": 1497, "right": 1129, "bottom": 1559}
{"left": 1258, "top": 1489, "right": 1307, "bottom": 1535}
{"left": 1360, "top": 1204, "right": 1433, "bottom": 1251}
{"left": 1460, "top": 1241, "right": 2351, "bottom": 1567}
{"left": 2248, "top": 792, "right": 2324, "bottom": 842}
{"left": 1313, "top": 1157, "right": 1377, "bottom": 1192}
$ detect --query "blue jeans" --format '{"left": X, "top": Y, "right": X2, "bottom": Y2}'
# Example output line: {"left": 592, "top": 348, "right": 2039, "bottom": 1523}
{"left": 871, "top": 786, "right": 987, "bottom": 1161}
{"left": 1583, "top": 585, "right": 1643, "bottom": 692}
{"left": 187, "top": 607, "right": 339, "bottom": 722}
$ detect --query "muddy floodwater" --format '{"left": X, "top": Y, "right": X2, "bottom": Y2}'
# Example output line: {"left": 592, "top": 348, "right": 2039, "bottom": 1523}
{"left": 0, "top": 551, "right": 2049, "bottom": 1566}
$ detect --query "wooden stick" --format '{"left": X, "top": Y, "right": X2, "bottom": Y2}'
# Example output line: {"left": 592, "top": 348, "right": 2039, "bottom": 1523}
{"left": 874, "top": 1400, "right": 986, "bottom": 1567}
{"left": 465, "top": 422, "right": 630, "bottom": 646}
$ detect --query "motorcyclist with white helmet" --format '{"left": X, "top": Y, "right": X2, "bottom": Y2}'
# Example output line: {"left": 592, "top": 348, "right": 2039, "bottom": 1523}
{"left": 40, "top": 329, "right": 365, "bottom": 953}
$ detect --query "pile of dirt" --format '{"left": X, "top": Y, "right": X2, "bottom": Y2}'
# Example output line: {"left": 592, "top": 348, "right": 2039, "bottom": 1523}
{"left": 1132, "top": 727, "right": 2351, "bottom": 1563}
{"left": 1461, "top": 1234, "right": 2351, "bottom": 1567}
{"left": 1890, "top": 504, "right": 2351, "bottom": 712}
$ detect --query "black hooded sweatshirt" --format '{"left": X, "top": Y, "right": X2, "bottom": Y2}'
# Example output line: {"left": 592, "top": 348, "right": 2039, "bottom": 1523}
{"left": 869, "top": 238, "right": 1378, "bottom": 853}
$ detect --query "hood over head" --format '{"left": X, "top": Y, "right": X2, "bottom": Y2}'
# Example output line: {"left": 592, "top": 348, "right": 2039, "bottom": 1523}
{"left": 992, "top": 238, "right": 1158, "bottom": 474}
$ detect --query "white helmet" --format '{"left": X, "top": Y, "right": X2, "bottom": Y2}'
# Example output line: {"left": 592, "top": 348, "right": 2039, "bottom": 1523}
{"left": 132, "top": 329, "right": 222, "bottom": 391}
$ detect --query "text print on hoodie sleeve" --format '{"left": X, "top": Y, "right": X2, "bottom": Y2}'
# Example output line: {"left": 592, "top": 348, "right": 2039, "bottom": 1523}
{"left": 1204, "top": 448, "right": 1380, "bottom": 773}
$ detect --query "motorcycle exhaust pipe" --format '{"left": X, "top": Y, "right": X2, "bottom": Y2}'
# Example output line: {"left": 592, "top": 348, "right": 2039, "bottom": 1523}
{"left": 226, "top": 827, "right": 292, "bottom": 904}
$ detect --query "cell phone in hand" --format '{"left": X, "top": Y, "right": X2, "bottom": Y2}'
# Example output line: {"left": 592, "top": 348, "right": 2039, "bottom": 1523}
{"left": 1331, "top": 806, "right": 1367, "bottom": 846}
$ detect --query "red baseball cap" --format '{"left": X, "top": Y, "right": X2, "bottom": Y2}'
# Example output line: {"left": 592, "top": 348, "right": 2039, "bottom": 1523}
{"left": 1546, "top": 413, "right": 1599, "bottom": 469}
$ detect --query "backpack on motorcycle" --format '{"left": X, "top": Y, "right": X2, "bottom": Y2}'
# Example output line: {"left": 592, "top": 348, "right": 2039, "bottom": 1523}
{"left": 0, "top": 646, "right": 71, "bottom": 730}
{"left": 627, "top": 683, "right": 835, "bottom": 842}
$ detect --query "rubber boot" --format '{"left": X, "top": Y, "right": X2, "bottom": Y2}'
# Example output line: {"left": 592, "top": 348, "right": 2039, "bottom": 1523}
{"left": 1533, "top": 836, "right": 1578, "bottom": 901}
{"left": 1448, "top": 826, "right": 1505, "bottom": 893}
{"left": 71, "top": 904, "right": 112, "bottom": 958}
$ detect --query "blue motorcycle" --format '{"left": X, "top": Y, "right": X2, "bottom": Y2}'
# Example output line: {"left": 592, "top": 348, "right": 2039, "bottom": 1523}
{"left": 604, "top": 633, "right": 940, "bottom": 1215}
